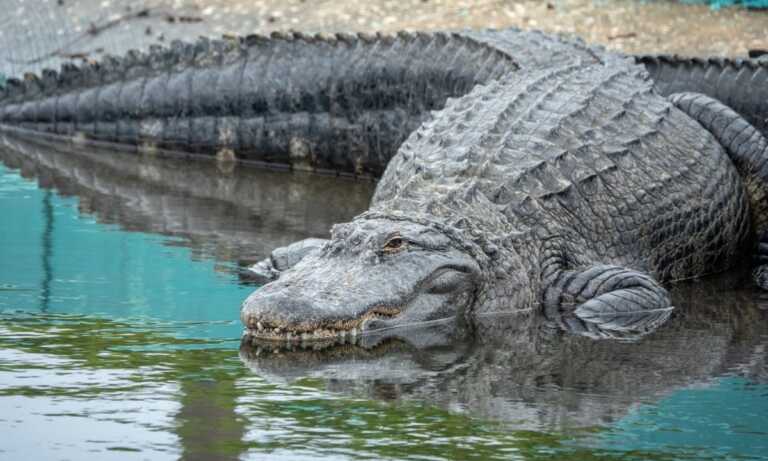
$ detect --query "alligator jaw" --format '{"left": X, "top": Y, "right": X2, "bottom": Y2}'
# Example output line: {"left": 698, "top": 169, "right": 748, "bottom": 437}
{"left": 242, "top": 328, "right": 362, "bottom": 352}
{"left": 242, "top": 307, "right": 402, "bottom": 343}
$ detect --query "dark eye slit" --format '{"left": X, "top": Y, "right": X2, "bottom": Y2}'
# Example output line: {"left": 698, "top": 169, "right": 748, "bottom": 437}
{"left": 383, "top": 236, "right": 405, "bottom": 250}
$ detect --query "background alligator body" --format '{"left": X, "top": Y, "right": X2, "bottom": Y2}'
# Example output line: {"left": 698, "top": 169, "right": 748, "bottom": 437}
{"left": 0, "top": 29, "right": 766, "bottom": 177}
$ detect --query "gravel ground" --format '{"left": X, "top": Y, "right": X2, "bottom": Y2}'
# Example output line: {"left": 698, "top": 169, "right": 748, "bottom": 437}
{"left": 0, "top": 0, "right": 766, "bottom": 77}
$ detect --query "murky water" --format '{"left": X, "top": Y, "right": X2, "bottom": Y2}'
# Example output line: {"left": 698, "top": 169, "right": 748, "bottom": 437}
{"left": 1, "top": 135, "right": 767, "bottom": 460}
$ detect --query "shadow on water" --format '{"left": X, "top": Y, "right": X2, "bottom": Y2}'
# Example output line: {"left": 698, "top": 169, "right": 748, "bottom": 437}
{"left": 1, "top": 134, "right": 767, "bottom": 460}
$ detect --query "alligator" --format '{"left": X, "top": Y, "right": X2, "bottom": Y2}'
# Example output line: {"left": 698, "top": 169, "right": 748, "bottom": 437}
{"left": 1, "top": 28, "right": 768, "bottom": 344}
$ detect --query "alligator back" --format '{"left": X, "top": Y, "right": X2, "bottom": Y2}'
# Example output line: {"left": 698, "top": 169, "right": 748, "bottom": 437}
{"left": 375, "top": 61, "right": 752, "bottom": 282}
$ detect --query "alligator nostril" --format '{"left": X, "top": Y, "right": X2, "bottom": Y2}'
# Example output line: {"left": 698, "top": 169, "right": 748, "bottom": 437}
{"left": 362, "top": 318, "right": 389, "bottom": 332}
{"left": 242, "top": 288, "right": 329, "bottom": 332}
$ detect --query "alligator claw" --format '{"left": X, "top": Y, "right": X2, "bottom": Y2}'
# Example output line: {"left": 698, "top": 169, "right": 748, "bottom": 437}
{"left": 244, "top": 258, "right": 281, "bottom": 284}
{"left": 243, "top": 238, "right": 329, "bottom": 284}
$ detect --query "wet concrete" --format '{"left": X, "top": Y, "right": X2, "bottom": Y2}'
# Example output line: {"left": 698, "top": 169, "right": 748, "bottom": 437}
{"left": 0, "top": 0, "right": 765, "bottom": 77}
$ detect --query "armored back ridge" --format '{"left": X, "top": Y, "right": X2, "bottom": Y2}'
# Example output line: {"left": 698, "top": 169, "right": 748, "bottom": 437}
{"left": 375, "top": 62, "right": 750, "bottom": 284}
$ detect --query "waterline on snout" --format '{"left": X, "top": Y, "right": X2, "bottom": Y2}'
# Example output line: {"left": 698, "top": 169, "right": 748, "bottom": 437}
{"left": 359, "top": 314, "right": 460, "bottom": 334}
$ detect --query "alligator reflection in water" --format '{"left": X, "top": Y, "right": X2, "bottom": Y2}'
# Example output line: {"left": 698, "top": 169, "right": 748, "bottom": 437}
{"left": 0, "top": 133, "right": 375, "bottom": 269}
{"left": 242, "top": 278, "right": 768, "bottom": 432}
{"left": 2, "top": 133, "right": 768, "bottom": 458}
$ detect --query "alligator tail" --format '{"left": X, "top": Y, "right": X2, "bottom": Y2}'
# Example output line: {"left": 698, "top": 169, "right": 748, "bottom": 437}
{"left": 637, "top": 55, "right": 768, "bottom": 137}
{"left": 0, "top": 32, "right": 518, "bottom": 178}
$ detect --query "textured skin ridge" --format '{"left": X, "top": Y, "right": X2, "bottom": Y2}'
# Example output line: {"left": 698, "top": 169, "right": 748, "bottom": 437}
{"left": 463, "top": 28, "right": 616, "bottom": 68}
{"left": 0, "top": 32, "right": 516, "bottom": 103}
{"left": 638, "top": 54, "right": 768, "bottom": 137}
{"left": 0, "top": 26, "right": 597, "bottom": 110}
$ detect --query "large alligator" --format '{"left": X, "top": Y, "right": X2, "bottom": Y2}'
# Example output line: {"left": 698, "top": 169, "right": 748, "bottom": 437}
{"left": 1, "top": 28, "right": 768, "bottom": 344}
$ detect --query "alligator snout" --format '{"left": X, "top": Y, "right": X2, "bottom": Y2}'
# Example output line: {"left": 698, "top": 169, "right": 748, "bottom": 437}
{"left": 241, "top": 284, "right": 402, "bottom": 342}
{"left": 241, "top": 289, "right": 318, "bottom": 332}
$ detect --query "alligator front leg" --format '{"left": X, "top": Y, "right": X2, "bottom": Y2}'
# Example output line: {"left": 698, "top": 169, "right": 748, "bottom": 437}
{"left": 543, "top": 265, "right": 673, "bottom": 335}
{"left": 246, "top": 238, "right": 328, "bottom": 283}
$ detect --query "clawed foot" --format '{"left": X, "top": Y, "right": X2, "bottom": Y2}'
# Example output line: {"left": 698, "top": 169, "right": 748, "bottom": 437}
{"left": 753, "top": 233, "right": 768, "bottom": 290}
{"left": 245, "top": 238, "right": 328, "bottom": 284}
{"left": 545, "top": 264, "right": 673, "bottom": 336}
{"left": 754, "top": 266, "right": 768, "bottom": 290}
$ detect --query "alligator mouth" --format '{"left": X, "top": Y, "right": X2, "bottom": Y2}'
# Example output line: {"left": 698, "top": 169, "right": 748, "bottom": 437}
{"left": 242, "top": 306, "right": 403, "bottom": 343}
{"left": 240, "top": 333, "right": 409, "bottom": 357}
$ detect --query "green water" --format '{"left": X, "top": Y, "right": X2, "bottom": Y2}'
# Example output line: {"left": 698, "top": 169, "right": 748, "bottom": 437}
{"left": 1, "top": 143, "right": 767, "bottom": 460}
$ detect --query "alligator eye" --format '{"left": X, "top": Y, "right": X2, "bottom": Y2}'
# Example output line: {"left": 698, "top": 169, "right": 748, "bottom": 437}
{"left": 382, "top": 236, "right": 405, "bottom": 252}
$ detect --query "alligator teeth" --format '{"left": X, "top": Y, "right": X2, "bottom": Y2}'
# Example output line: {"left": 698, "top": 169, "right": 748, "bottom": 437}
{"left": 246, "top": 320, "right": 370, "bottom": 345}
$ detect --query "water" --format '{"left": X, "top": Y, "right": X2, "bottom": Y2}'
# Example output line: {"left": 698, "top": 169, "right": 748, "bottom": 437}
{"left": 1, "top": 135, "right": 767, "bottom": 460}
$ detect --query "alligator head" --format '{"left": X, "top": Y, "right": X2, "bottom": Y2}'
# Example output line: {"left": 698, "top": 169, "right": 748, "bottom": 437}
{"left": 240, "top": 216, "right": 486, "bottom": 343}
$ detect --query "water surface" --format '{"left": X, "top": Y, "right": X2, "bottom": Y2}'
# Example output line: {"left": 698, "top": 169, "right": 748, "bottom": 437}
{"left": 1, "top": 135, "right": 766, "bottom": 460}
